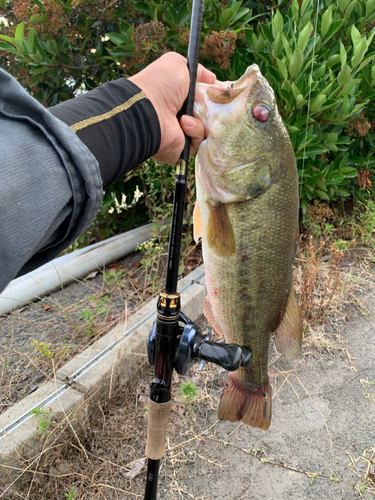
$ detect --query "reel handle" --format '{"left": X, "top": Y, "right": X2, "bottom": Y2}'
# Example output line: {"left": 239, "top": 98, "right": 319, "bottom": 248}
{"left": 194, "top": 340, "right": 251, "bottom": 372}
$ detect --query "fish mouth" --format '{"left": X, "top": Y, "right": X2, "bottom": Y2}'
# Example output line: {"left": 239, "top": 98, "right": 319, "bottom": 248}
{"left": 205, "top": 65, "right": 267, "bottom": 105}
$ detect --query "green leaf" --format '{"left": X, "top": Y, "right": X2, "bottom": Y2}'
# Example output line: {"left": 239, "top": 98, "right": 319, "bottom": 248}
{"left": 26, "top": 28, "right": 35, "bottom": 53}
{"left": 30, "top": 66, "right": 50, "bottom": 76}
{"left": 310, "top": 94, "right": 327, "bottom": 112}
{"left": 367, "top": 0, "right": 375, "bottom": 16}
{"left": 273, "top": 31, "right": 283, "bottom": 58}
{"left": 29, "top": 14, "right": 49, "bottom": 23}
{"left": 325, "top": 133, "right": 338, "bottom": 144}
{"left": 291, "top": 82, "right": 300, "bottom": 99}
{"left": 281, "top": 32, "right": 292, "bottom": 60}
{"left": 291, "top": 0, "right": 299, "bottom": 23}
{"left": 326, "top": 55, "right": 340, "bottom": 68}
{"left": 351, "top": 25, "right": 362, "bottom": 48}
{"left": 288, "top": 48, "right": 304, "bottom": 77}
{"left": 276, "top": 57, "right": 288, "bottom": 80}
{"left": 0, "top": 41, "right": 20, "bottom": 54}
{"left": 300, "top": 0, "right": 311, "bottom": 17}
{"left": 338, "top": 79, "right": 361, "bottom": 97}
{"left": 340, "top": 166, "right": 357, "bottom": 175}
{"left": 15, "top": 23, "right": 24, "bottom": 42}
{"left": 281, "top": 79, "right": 291, "bottom": 92}
{"left": 344, "top": 1, "right": 358, "bottom": 21}
{"left": 47, "top": 39, "right": 57, "bottom": 53}
{"left": 296, "top": 145, "right": 327, "bottom": 159}
{"left": 325, "top": 143, "right": 339, "bottom": 152}
{"left": 354, "top": 52, "right": 375, "bottom": 75}
{"left": 338, "top": 0, "right": 350, "bottom": 11}
{"left": 337, "top": 64, "right": 351, "bottom": 85}
{"left": 340, "top": 41, "right": 347, "bottom": 67}
{"left": 30, "top": 50, "right": 43, "bottom": 63}
{"left": 321, "top": 6, "right": 332, "bottom": 37}
{"left": 272, "top": 10, "right": 283, "bottom": 39}
{"left": 316, "top": 182, "right": 327, "bottom": 191}
{"left": 315, "top": 190, "right": 330, "bottom": 200}
{"left": 352, "top": 38, "right": 368, "bottom": 68}
{"left": 106, "top": 32, "right": 127, "bottom": 45}
{"left": 323, "top": 20, "right": 343, "bottom": 43}
{"left": 296, "top": 94, "right": 306, "bottom": 106}
{"left": 298, "top": 21, "right": 313, "bottom": 53}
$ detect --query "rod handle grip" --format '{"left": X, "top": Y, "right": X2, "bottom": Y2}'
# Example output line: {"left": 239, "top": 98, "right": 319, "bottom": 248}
{"left": 145, "top": 399, "right": 171, "bottom": 460}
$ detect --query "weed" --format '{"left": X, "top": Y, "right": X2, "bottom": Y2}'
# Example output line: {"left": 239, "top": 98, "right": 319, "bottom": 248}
{"left": 310, "top": 472, "right": 319, "bottom": 484}
{"left": 37, "top": 419, "right": 52, "bottom": 435}
{"left": 30, "top": 406, "right": 52, "bottom": 436}
{"left": 178, "top": 382, "right": 199, "bottom": 404}
{"left": 329, "top": 471, "right": 340, "bottom": 483}
{"left": 104, "top": 269, "right": 123, "bottom": 286}
{"left": 79, "top": 310, "right": 94, "bottom": 323}
{"left": 30, "top": 406, "right": 51, "bottom": 418}
{"left": 136, "top": 238, "right": 166, "bottom": 292}
{"left": 64, "top": 489, "right": 76, "bottom": 499}
{"left": 32, "top": 340, "right": 54, "bottom": 360}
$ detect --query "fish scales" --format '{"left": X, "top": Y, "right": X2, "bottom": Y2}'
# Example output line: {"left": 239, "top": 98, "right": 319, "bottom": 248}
{"left": 193, "top": 64, "right": 302, "bottom": 429}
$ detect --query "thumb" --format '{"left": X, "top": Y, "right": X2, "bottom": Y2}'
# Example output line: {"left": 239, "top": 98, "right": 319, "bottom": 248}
{"left": 180, "top": 115, "right": 206, "bottom": 156}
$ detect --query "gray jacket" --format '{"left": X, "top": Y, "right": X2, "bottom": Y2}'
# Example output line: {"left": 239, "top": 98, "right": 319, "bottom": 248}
{"left": 0, "top": 69, "right": 102, "bottom": 293}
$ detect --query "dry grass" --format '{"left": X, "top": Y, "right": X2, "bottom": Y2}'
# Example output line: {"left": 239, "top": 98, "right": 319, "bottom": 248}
{"left": 293, "top": 238, "right": 375, "bottom": 353}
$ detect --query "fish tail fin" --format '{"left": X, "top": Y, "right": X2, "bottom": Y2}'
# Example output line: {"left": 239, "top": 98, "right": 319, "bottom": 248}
{"left": 218, "top": 373, "right": 271, "bottom": 430}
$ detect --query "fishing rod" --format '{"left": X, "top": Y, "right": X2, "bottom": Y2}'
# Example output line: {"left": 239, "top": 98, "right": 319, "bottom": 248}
{"left": 143, "top": 1, "right": 252, "bottom": 498}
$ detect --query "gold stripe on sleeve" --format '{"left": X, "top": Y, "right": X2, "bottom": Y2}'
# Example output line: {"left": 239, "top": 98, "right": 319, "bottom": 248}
{"left": 70, "top": 90, "right": 147, "bottom": 133}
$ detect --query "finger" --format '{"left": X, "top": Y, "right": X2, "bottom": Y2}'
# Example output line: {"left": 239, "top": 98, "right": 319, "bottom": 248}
{"left": 196, "top": 64, "right": 216, "bottom": 85}
{"left": 180, "top": 115, "right": 206, "bottom": 156}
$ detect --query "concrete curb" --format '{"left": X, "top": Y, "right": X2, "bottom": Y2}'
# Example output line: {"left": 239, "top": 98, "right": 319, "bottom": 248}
{"left": 0, "top": 265, "right": 206, "bottom": 482}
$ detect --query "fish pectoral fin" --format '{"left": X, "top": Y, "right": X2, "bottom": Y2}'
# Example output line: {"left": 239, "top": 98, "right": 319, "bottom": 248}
{"left": 206, "top": 200, "right": 235, "bottom": 257}
{"left": 273, "top": 285, "right": 303, "bottom": 360}
{"left": 193, "top": 199, "right": 203, "bottom": 243}
{"left": 203, "top": 296, "right": 225, "bottom": 338}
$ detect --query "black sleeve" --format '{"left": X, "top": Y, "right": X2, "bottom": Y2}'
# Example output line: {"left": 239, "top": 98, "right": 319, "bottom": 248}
{"left": 49, "top": 79, "right": 161, "bottom": 188}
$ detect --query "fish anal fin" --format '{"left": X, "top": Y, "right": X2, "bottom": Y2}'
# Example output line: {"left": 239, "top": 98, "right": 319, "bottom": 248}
{"left": 203, "top": 296, "right": 224, "bottom": 339}
{"left": 207, "top": 200, "right": 235, "bottom": 257}
{"left": 218, "top": 373, "right": 271, "bottom": 430}
{"left": 273, "top": 285, "right": 303, "bottom": 360}
{"left": 193, "top": 200, "right": 202, "bottom": 243}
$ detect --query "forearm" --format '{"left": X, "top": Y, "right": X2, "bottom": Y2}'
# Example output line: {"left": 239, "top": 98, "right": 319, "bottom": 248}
{"left": 49, "top": 79, "right": 161, "bottom": 188}
{"left": 0, "top": 69, "right": 103, "bottom": 293}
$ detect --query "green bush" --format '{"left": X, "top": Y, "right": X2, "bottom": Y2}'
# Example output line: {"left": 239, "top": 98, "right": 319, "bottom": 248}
{"left": 1, "top": 0, "right": 375, "bottom": 240}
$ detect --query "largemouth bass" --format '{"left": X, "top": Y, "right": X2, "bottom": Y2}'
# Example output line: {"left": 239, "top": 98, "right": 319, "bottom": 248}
{"left": 193, "top": 64, "right": 302, "bottom": 430}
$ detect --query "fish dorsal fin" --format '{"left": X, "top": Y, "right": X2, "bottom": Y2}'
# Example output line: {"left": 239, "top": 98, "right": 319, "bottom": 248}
{"left": 203, "top": 296, "right": 224, "bottom": 339}
{"left": 193, "top": 199, "right": 202, "bottom": 243}
{"left": 207, "top": 200, "right": 235, "bottom": 257}
{"left": 273, "top": 285, "right": 303, "bottom": 360}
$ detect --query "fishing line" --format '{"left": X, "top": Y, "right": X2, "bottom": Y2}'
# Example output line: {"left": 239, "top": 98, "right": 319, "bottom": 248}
{"left": 300, "top": 0, "right": 321, "bottom": 198}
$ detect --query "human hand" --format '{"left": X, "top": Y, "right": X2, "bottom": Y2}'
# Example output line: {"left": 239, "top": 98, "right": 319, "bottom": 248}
{"left": 129, "top": 52, "right": 216, "bottom": 165}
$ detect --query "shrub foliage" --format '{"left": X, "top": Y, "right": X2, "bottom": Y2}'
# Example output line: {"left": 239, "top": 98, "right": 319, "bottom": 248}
{"left": 1, "top": 0, "right": 375, "bottom": 230}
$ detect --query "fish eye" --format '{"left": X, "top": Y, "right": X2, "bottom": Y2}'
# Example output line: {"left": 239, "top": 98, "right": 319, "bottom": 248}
{"left": 252, "top": 103, "right": 270, "bottom": 122}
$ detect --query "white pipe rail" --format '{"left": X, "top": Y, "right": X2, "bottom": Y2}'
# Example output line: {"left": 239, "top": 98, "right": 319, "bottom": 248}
{"left": 0, "top": 224, "right": 153, "bottom": 315}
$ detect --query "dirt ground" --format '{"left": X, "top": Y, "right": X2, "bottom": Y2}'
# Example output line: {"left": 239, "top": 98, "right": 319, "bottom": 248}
{"left": 0, "top": 250, "right": 374, "bottom": 500}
